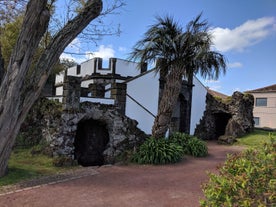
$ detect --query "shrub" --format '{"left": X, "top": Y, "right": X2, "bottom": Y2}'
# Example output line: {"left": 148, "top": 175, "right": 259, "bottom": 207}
{"left": 132, "top": 137, "right": 184, "bottom": 164}
{"left": 169, "top": 132, "right": 208, "bottom": 157}
{"left": 187, "top": 137, "right": 208, "bottom": 157}
{"left": 200, "top": 137, "right": 276, "bottom": 207}
{"left": 169, "top": 132, "right": 190, "bottom": 154}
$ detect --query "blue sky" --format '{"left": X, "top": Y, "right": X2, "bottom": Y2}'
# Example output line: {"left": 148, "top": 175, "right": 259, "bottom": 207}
{"left": 61, "top": 0, "right": 276, "bottom": 96}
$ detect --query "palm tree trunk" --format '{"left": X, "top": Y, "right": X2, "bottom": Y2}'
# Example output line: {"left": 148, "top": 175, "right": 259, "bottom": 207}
{"left": 186, "top": 72, "right": 194, "bottom": 134}
{"left": 152, "top": 69, "right": 183, "bottom": 138}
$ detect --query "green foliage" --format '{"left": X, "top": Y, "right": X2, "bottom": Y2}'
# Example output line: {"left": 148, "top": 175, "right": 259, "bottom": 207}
{"left": 0, "top": 15, "right": 23, "bottom": 69}
{"left": 200, "top": 136, "right": 276, "bottom": 207}
{"left": 236, "top": 129, "right": 275, "bottom": 147}
{"left": 15, "top": 98, "right": 62, "bottom": 148}
{"left": 187, "top": 137, "right": 208, "bottom": 157}
{"left": 132, "top": 137, "right": 184, "bottom": 164}
{"left": 169, "top": 132, "right": 208, "bottom": 157}
{"left": 169, "top": 132, "right": 190, "bottom": 154}
{"left": 0, "top": 148, "right": 76, "bottom": 186}
{"left": 132, "top": 133, "right": 208, "bottom": 165}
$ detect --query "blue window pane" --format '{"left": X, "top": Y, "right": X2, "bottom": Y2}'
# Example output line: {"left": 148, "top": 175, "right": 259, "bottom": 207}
{"left": 256, "top": 98, "right": 267, "bottom": 106}
{"left": 254, "top": 117, "right": 260, "bottom": 126}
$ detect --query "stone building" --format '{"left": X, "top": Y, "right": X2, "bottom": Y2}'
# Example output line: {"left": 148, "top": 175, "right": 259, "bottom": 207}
{"left": 52, "top": 57, "right": 208, "bottom": 135}
{"left": 194, "top": 90, "right": 254, "bottom": 144}
{"left": 45, "top": 57, "right": 209, "bottom": 166}
{"left": 45, "top": 57, "right": 254, "bottom": 165}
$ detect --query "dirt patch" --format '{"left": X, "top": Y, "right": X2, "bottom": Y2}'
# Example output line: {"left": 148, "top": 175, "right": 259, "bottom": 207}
{"left": 0, "top": 142, "right": 244, "bottom": 207}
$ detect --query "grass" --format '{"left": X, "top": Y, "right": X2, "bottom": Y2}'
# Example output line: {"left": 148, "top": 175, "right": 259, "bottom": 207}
{"left": 0, "top": 148, "right": 78, "bottom": 186}
{"left": 235, "top": 129, "right": 275, "bottom": 147}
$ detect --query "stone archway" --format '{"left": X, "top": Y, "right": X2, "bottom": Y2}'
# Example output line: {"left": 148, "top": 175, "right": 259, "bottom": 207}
{"left": 214, "top": 113, "right": 232, "bottom": 138}
{"left": 74, "top": 119, "right": 109, "bottom": 166}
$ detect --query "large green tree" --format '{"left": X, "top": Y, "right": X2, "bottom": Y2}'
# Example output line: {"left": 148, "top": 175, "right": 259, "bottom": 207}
{"left": 0, "top": 0, "right": 103, "bottom": 177}
{"left": 130, "top": 14, "right": 226, "bottom": 138}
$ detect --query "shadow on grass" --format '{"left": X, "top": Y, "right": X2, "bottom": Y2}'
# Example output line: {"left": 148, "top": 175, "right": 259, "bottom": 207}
{"left": 0, "top": 167, "right": 39, "bottom": 186}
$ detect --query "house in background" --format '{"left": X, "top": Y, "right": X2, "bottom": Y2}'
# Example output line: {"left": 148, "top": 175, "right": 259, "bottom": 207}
{"left": 246, "top": 84, "right": 276, "bottom": 129}
{"left": 53, "top": 57, "right": 207, "bottom": 135}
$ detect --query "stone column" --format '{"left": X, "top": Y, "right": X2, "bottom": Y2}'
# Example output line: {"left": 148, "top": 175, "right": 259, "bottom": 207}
{"left": 111, "top": 82, "right": 127, "bottom": 114}
{"left": 62, "top": 76, "right": 81, "bottom": 111}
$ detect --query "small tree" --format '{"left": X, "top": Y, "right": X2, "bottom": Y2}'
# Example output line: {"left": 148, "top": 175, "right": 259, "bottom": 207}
{"left": 130, "top": 14, "right": 226, "bottom": 138}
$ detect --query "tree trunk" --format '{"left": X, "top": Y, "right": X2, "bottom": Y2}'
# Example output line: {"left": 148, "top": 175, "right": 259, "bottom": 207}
{"left": 152, "top": 68, "right": 183, "bottom": 138}
{"left": 186, "top": 72, "right": 194, "bottom": 134}
{"left": 0, "top": 0, "right": 103, "bottom": 177}
{"left": 0, "top": 45, "right": 4, "bottom": 84}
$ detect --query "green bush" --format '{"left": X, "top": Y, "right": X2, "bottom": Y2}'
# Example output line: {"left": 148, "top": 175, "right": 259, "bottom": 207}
{"left": 132, "top": 137, "right": 184, "bottom": 164}
{"left": 187, "top": 137, "right": 208, "bottom": 157}
{"left": 200, "top": 137, "right": 276, "bottom": 207}
{"left": 169, "top": 132, "right": 190, "bottom": 154}
{"left": 169, "top": 132, "right": 208, "bottom": 157}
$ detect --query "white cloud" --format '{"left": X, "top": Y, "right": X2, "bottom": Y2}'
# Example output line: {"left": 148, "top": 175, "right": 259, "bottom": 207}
{"left": 211, "top": 17, "right": 276, "bottom": 52}
{"left": 119, "top": 46, "right": 127, "bottom": 52}
{"left": 86, "top": 45, "right": 115, "bottom": 60}
{"left": 228, "top": 62, "right": 243, "bottom": 68}
{"left": 59, "top": 53, "right": 86, "bottom": 64}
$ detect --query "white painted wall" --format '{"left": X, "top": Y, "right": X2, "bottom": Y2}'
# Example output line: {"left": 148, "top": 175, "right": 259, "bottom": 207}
{"left": 78, "top": 59, "right": 95, "bottom": 76}
{"left": 55, "top": 86, "right": 63, "bottom": 96}
{"left": 55, "top": 71, "right": 65, "bottom": 84}
{"left": 116, "top": 59, "right": 141, "bottom": 77}
{"left": 125, "top": 70, "right": 159, "bottom": 134}
{"left": 80, "top": 97, "right": 115, "bottom": 105}
{"left": 190, "top": 76, "right": 207, "bottom": 134}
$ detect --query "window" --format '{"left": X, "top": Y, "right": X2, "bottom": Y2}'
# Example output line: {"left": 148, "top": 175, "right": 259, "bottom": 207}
{"left": 255, "top": 98, "right": 267, "bottom": 106}
{"left": 254, "top": 117, "right": 260, "bottom": 126}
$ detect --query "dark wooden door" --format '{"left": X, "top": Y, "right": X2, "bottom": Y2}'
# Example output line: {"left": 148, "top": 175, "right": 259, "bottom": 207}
{"left": 75, "top": 119, "right": 109, "bottom": 166}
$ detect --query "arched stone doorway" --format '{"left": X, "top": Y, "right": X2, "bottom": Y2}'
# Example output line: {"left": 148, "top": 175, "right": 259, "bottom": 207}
{"left": 214, "top": 113, "right": 232, "bottom": 138}
{"left": 74, "top": 119, "right": 109, "bottom": 166}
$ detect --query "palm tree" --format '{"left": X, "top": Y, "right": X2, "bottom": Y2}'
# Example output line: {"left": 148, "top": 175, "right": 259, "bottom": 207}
{"left": 130, "top": 14, "right": 226, "bottom": 139}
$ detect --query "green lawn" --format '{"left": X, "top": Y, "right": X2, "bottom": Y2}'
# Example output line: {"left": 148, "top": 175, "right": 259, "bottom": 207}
{"left": 0, "top": 148, "right": 78, "bottom": 186}
{"left": 235, "top": 129, "right": 275, "bottom": 147}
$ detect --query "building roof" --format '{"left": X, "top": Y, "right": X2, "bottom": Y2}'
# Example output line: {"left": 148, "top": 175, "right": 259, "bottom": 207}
{"left": 207, "top": 88, "right": 229, "bottom": 100}
{"left": 246, "top": 84, "right": 276, "bottom": 93}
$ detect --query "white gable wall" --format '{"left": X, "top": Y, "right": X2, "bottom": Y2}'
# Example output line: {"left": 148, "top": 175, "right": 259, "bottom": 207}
{"left": 190, "top": 76, "right": 207, "bottom": 134}
{"left": 125, "top": 71, "right": 159, "bottom": 134}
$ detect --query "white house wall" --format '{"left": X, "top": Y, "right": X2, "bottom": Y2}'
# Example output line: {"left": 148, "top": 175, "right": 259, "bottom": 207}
{"left": 125, "top": 71, "right": 159, "bottom": 134}
{"left": 56, "top": 86, "right": 63, "bottom": 96}
{"left": 79, "top": 59, "right": 95, "bottom": 76}
{"left": 55, "top": 71, "right": 65, "bottom": 84}
{"left": 190, "top": 76, "right": 207, "bottom": 134}
{"left": 116, "top": 59, "right": 141, "bottom": 77}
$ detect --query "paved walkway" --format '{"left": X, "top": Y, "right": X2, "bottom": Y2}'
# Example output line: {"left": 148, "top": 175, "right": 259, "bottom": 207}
{"left": 0, "top": 142, "right": 244, "bottom": 207}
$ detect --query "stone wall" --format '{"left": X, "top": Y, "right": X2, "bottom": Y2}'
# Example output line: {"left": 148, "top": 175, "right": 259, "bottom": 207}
{"left": 44, "top": 102, "right": 147, "bottom": 166}
{"left": 194, "top": 91, "right": 254, "bottom": 144}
